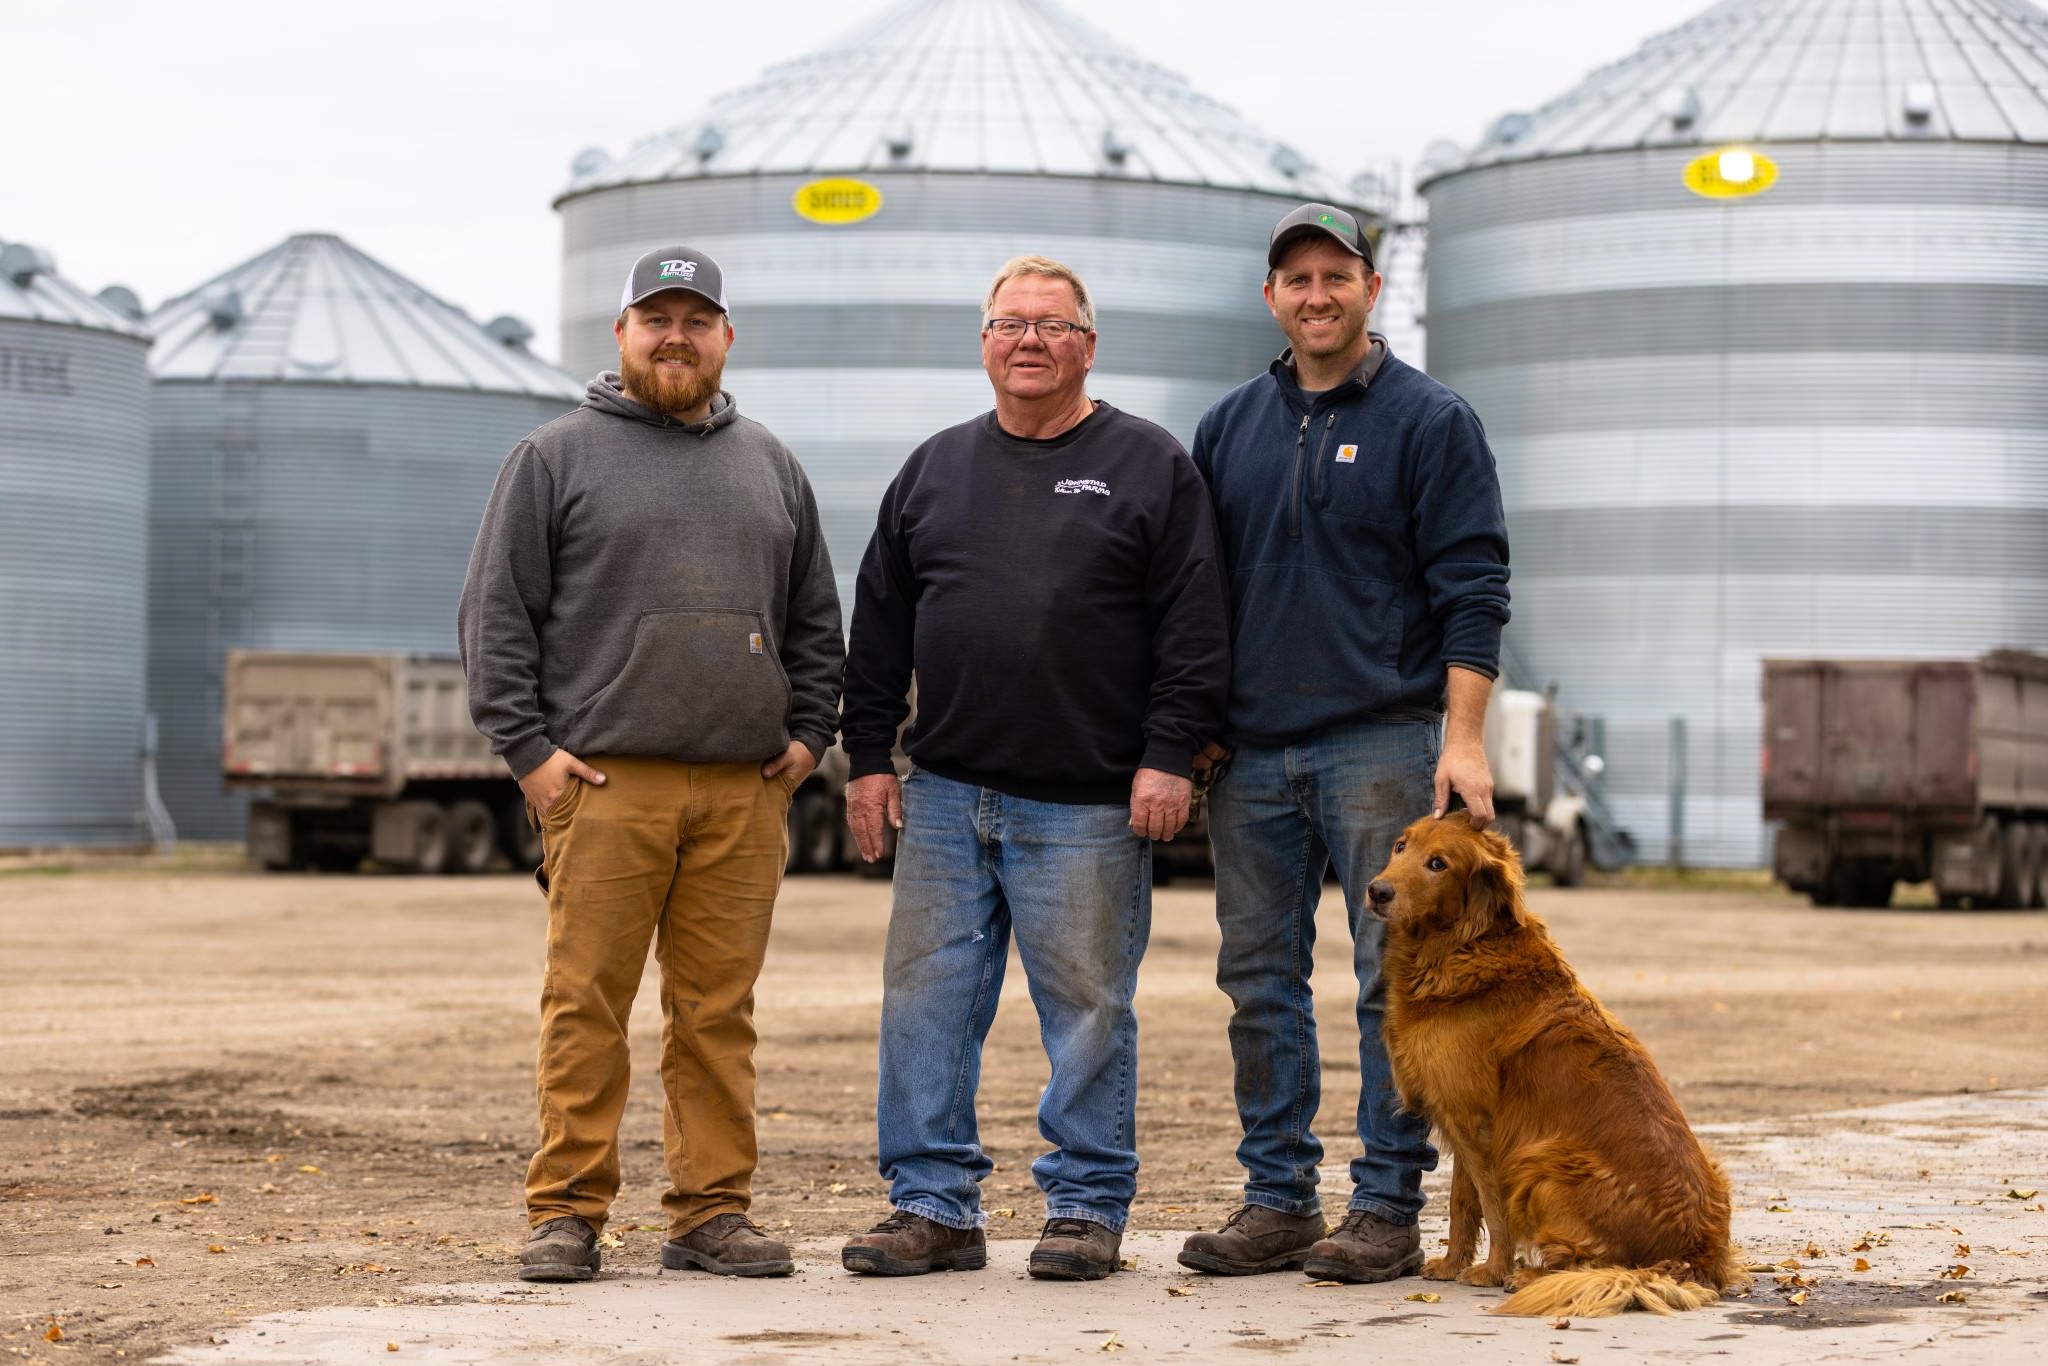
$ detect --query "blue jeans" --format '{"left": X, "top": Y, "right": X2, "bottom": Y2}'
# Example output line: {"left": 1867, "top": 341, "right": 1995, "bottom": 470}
{"left": 875, "top": 769, "right": 1151, "bottom": 1232}
{"left": 1207, "top": 718, "right": 1442, "bottom": 1224}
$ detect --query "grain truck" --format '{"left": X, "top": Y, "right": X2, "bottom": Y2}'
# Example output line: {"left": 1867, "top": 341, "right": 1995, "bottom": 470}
{"left": 1763, "top": 651, "right": 2048, "bottom": 908}
{"left": 222, "top": 651, "right": 852, "bottom": 874}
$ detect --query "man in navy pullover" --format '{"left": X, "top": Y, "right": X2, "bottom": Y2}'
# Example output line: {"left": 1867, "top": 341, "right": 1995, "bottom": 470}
{"left": 1176, "top": 204, "right": 1510, "bottom": 1285}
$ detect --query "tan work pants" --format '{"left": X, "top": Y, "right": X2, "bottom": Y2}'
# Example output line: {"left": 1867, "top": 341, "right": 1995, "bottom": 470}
{"left": 523, "top": 755, "right": 793, "bottom": 1238}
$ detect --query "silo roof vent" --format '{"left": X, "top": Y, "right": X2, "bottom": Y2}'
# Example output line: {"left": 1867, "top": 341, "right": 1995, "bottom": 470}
{"left": 145, "top": 233, "right": 580, "bottom": 397}
{"left": 486, "top": 315, "right": 536, "bottom": 349}
{"left": 1101, "top": 127, "right": 1134, "bottom": 168}
{"left": 1269, "top": 143, "right": 1311, "bottom": 179}
{"left": 1903, "top": 81, "right": 1937, "bottom": 124}
{"left": 558, "top": 0, "right": 1350, "bottom": 202}
{"left": 1659, "top": 85, "right": 1701, "bottom": 129}
{"left": 1489, "top": 112, "right": 1533, "bottom": 145}
{"left": 1, "top": 242, "right": 55, "bottom": 288}
{"left": 96, "top": 285, "right": 145, "bottom": 321}
{"left": 570, "top": 146, "right": 611, "bottom": 178}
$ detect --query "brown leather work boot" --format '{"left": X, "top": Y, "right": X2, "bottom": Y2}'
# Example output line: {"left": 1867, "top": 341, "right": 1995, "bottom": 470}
{"left": 1027, "top": 1218, "right": 1122, "bottom": 1281}
{"left": 1177, "top": 1205, "right": 1327, "bottom": 1275}
{"left": 660, "top": 1213, "right": 794, "bottom": 1277}
{"left": 1302, "top": 1209, "right": 1423, "bottom": 1283}
{"left": 841, "top": 1210, "right": 988, "bottom": 1276}
{"left": 518, "top": 1215, "right": 601, "bottom": 1282}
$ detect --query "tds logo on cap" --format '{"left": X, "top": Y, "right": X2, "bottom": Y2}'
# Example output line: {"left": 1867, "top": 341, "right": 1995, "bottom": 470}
{"left": 1318, "top": 213, "right": 1353, "bottom": 238}
{"left": 659, "top": 260, "right": 699, "bottom": 281}
{"left": 1335, "top": 445, "right": 1358, "bottom": 464}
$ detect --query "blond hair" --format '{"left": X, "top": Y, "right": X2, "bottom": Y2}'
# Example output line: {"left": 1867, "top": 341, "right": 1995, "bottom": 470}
{"left": 982, "top": 255, "right": 1096, "bottom": 331}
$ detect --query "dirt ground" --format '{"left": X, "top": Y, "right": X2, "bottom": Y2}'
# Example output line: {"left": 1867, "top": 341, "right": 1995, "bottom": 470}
{"left": 3, "top": 862, "right": 2046, "bottom": 1360}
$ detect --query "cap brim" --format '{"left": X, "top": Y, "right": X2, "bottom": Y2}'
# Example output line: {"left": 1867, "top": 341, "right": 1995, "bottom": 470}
{"left": 622, "top": 284, "right": 728, "bottom": 314}
{"left": 1267, "top": 223, "right": 1370, "bottom": 270}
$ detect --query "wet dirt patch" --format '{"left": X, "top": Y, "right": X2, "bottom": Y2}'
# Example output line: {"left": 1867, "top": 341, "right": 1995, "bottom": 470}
{"left": 721, "top": 1330, "right": 864, "bottom": 1346}
{"left": 69, "top": 1069, "right": 350, "bottom": 1148}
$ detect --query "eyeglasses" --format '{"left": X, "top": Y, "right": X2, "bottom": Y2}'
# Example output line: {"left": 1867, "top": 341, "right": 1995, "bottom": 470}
{"left": 984, "top": 318, "right": 1091, "bottom": 342}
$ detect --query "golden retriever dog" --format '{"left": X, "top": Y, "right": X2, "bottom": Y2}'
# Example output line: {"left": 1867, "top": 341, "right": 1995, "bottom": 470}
{"left": 1367, "top": 813, "right": 1747, "bottom": 1316}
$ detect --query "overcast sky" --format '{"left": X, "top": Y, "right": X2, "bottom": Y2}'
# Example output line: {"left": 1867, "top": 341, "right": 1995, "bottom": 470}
{"left": 4, "top": 0, "right": 1707, "bottom": 366}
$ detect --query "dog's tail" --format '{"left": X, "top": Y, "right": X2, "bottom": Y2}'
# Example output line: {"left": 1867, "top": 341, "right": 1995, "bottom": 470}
{"left": 1492, "top": 1266, "right": 1723, "bottom": 1317}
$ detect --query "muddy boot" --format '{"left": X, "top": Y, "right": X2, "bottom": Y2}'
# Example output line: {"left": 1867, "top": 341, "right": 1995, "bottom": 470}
{"left": 518, "top": 1215, "right": 601, "bottom": 1283}
{"left": 841, "top": 1210, "right": 988, "bottom": 1276}
{"left": 660, "top": 1213, "right": 794, "bottom": 1278}
{"left": 1302, "top": 1209, "right": 1423, "bottom": 1283}
{"left": 1177, "top": 1205, "right": 1326, "bottom": 1275}
{"left": 1027, "top": 1218, "right": 1122, "bottom": 1281}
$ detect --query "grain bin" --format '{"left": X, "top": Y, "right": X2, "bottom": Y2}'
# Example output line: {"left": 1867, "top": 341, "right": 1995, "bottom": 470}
{"left": 555, "top": 0, "right": 1368, "bottom": 604}
{"left": 0, "top": 241, "right": 153, "bottom": 846}
{"left": 146, "top": 234, "right": 580, "bottom": 839}
{"left": 1421, "top": 0, "right": 2048, "bottom": 866}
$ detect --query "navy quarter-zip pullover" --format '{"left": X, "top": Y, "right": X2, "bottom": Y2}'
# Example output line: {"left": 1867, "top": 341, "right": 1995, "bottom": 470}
{"left": 1190, "top": 338, "right": 1510, "bottom": 745}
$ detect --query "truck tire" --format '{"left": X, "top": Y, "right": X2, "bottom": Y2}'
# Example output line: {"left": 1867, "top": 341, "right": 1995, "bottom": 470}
{"left": 1993, "top": 819, "right": 2026, "bottom": 910}
{"left": 1554, "top": 825, "right": 1588, "bottom": 888}
{"left": 2025, "top": 823, "right": 2047, "bottom": 911}
{"left": 405, "top": 802, "right": 450, "bottom": 876}
{"left": 447, "top": 800, "right": 498, "bottom": 875}
{"left": 497, "top": 796, "right": 544, "bottom": 870}
{"left": 785, "top": 788, "right": 841, "bottom": 874}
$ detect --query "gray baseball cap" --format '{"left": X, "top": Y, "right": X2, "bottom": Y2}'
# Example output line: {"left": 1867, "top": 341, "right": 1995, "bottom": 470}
{"left": 1267, "top": 203, "right": 1373, "bottom": 271}
{"left": 619, "top": 245, "right": 729, "bottom": 314}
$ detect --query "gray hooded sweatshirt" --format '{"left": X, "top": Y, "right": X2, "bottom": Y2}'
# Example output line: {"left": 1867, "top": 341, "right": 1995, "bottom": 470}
{"left": 458, "top": 374, "right": 843, "bottom": 779}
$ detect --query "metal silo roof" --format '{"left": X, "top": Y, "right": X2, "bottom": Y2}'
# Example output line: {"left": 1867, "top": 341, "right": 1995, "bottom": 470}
{"left": 559, "top": 0, "right": 1341, "bottom": 200}
{"left": 1435, "top": 0, "right": 2048, "bottom": 177}
{"left": 0, "top": 240, "right": 150, "bottom": 337}
{"left": 146, "top": 233, "right": 580, "bottom": 398}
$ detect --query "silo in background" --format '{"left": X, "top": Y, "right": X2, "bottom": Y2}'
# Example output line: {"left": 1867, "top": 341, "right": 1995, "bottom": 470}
{"left": 146, "top": 233, "right": 581, "bottom": 839}
{"left": 554, "top": 0, "right": 1367, "bottom": 603}
{"left": 0, "top": 241, "right": 153, "bottom": 847}
{"left": 1421, "top": 0, "right": 2048, "bottom": 866}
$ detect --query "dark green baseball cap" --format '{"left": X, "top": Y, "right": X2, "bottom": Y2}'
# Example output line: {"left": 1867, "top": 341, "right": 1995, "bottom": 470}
{"left": 1267, "top": 203, "right": 1373, "bottom": 271}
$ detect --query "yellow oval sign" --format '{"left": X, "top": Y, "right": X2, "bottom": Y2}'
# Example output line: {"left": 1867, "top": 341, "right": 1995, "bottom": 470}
{"left": 1684, "top": 148, "right": 1778, "bottom": 199}
{"left": 793, "top": 178, "right": 883, "bottom": 225}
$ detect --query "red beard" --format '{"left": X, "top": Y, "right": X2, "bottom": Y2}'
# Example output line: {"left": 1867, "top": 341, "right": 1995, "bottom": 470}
{"left": 620, "top": 348, "right": 724, "bottom": 417}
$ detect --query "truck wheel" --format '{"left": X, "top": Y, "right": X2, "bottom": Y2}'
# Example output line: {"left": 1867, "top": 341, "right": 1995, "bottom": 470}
{"left": 1554, "top": 826, "right": 1588, "bottom": 888}
{"left": 783, "top": 788, "right": 840, "bottom": 874}
{"left": 2024, "top": 823, "right": 2047, "bottom": 911}
{"left": 1993, "top": 819, "right": 2026, "bottom": 910}
{"left": 407, "top": 803, "right": 450, "bottom": 876}
{"left": 447, "top": 800, "right": 498, "bottom": 875}
{"left": 1809, "top": 861, "right": 1844, "bottom": 907}
{"left": 497, "top": 796, "right": 544, "bottom": 869}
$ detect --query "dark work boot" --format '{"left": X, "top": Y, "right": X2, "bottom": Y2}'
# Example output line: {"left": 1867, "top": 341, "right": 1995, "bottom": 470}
{"left": 660, "top": 1213, "right": 794, "bottom": 1277}
{"left": 841, "top": 1210, "right": 988, "bottom": 1276}
{"left": 1177, "top": 1205, "right": 1327, "bottom": 1275}
{"left": 1027, "top": 1218, "right": 1122, "bottom": 1281}
{"left": 518, "top": 1215, "right": 601, "bottom": 1282}
{"left": 1302, "top": 1209, "right": 1423, "bottom": 1283}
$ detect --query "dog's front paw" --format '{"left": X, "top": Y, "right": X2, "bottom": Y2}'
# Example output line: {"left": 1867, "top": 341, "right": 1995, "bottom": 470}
{"left": 1456, "top": 1264, "right": 1507, "bottom": 1288}
{"left": 1421, "top": 1256, "right": 1470, "bottom": 1281}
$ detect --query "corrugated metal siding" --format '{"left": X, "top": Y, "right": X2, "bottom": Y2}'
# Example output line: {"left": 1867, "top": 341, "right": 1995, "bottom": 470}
{"left": 147, "top": 383, "right": 575, "bottom": 839}
{"left": 0, "top": 319, "right": 152, "bottom": 846}
{"left": 1426, "top": 139, "right": 2048, "bottom": 867}
{"left": 561, "top": 171, "right": 1330, "bottom": 606}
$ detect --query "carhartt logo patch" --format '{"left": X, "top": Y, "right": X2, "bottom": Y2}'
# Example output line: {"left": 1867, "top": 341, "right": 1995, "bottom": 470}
{"left": 1335, "top": 445, "right": 1358, "bottom": 464}
{"left": 748, "top": 632, "right": 764, "bottom": 654}
{"left": 660, "top": 259, "right": 698, "bottom": 281}
{"left": 1054, "top": 478, "right": 1111, "bottom": 496}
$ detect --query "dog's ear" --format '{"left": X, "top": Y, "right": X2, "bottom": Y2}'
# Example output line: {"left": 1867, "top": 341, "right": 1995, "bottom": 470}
{"left": 1457, "top": 831, "right": 1531, "bottom": 942}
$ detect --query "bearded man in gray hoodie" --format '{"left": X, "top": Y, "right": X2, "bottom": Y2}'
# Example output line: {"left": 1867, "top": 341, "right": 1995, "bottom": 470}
{"left": 459, "top": 246, "right": 843, "bottom": 1284}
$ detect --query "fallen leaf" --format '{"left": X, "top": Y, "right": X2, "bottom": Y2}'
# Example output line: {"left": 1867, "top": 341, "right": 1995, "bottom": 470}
{"left": 1404, "top": 1291, "right": 1441, "bottom": 1303}
{"left": 1550, "top": 1354, "right": 1580, "bottom": 1365}
{"left": 1943, "top": 1264, "right": 1970, "bottom": 1279}
{"left": 1097, "top": 1332, "right": 1122, "bottom": 1354}
{"left": 596, "top": 1233, "right": 623, "bottom": 1250}
{"left": 634, "top": 1223, "right": 663, "bottom": 1232}
{"left": 1550, "top": 1317, "right": 1570, "bottom": 1330}
{"left": 1166, "top": 1285, "right": 1194, "bottom": 1297}
{"left": 134, "top": 1256, "right": 156, "bottom": 1267}
{"left": 1308, "top": 1279, "right": 1344, "bottom": 1288}
{"left": 1849, "top": 1237, "right": 1872, "bottom": 1252}
{"left": 1767, "top": 1204, "right": 1793, "bottom": 1213}
{"left": 179, "top": 1192, "right": 219, "bottom": 1206}
{"left": 2008, "top": 1189, "right": 2038, "bottom": 1200}
{"left": 99, "top": 1281, "right": 124, "bottom": 1289}
{"left": 1745, "top": 1261, "right": 1777, "bottom": 1273}
{"left": 1787, "top": 1291, "right": 1809, "bottom": 1307}
{"left": 1802, "top": 1241, "right": 1823, "bottom": 1258}
{"left": 44, "top": 1321, "right": 64, "bottom": 1344}
{"left": 1332, "top": 1332, "right": 1355, "bottom": 1338}
{"left": 827, "top": 1182, "right": 848, "bottom": 1195}
{"left": 1161, "top": 1205, "right": 1189, "bottom": 1213}
{"left": 1778, "top": 1258, "right": 1802, "bottom": 1270}
{"left": 257, "top": 1183, "right": 279, "bottom": 1194}
{"left": 266, "top": 1154, "right": 283, "bottom": 1164}
{"left": 1956, "top": 1243, "right": 1972, "bottom": 1257}
{"left": 1118, "top": 1256, "right": 1139, "bottom": 1271}
{"left": 992, "top": 1208, "right": 1016, "bottom": 1218}
{"left": 298, "top": 1165, "right": 322, "bottom": 1175}
{"left": 386, "top": 1343, "right": 399, "bottom": 1353}
{"left": 207, "top": 1244, "right": 228, "bottom": 1254}
{"left": 1853, "top": 1258, "right": 1871, "bottom": 1272}
{"left": 1938, "top": 1290, "right": 1968, "bottom": 1304}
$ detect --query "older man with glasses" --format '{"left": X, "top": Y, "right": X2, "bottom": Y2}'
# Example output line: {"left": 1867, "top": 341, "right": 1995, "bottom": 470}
{"left": 837, "top": 255, "right": 1230, "bottom": 1282}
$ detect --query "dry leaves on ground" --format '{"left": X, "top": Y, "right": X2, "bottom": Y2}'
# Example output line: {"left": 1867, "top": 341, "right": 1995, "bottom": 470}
{"left": 1404, "top": 1292, "right": 1441, "bottom": 1303}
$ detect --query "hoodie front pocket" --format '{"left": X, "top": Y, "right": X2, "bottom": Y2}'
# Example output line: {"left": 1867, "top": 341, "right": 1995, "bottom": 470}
{"left": 571, "top": 608, "right": 790, "bottom": 763}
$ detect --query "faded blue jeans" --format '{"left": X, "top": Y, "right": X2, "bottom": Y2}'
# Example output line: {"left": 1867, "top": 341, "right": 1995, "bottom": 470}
{"left": 875, "top": 769, "right": 1152, "bottom": 1232}
{"left": 1207, "top": 717, "right": 1442, "bottom": 1225}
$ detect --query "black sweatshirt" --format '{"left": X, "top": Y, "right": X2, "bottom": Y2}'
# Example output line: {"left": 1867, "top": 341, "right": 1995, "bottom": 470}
{"left": 843, "top": 402, "right": 1231, "bottom": 805}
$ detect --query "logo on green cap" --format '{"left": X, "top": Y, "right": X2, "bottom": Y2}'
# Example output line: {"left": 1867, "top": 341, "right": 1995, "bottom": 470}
{"left": 1317, "top": 213, "right": 1352, "bottom": 237}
